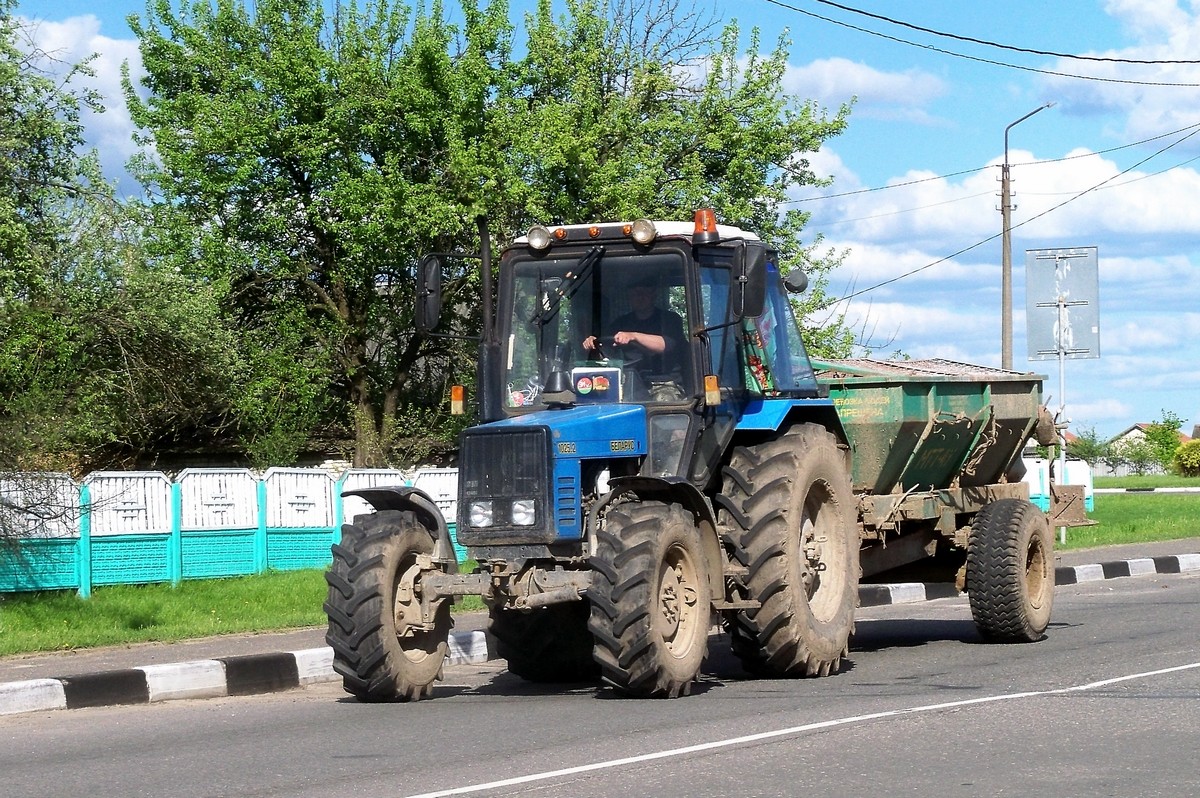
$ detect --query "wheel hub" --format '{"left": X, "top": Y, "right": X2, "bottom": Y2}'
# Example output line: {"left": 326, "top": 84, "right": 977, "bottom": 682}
{"left": 394, "top": 561, "right": 425, "bottom": 636}
{"left": 658, "top": 560, "right": 698, "bottom": 650}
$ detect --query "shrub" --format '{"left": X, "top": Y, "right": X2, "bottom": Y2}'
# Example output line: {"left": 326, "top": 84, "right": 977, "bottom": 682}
{"left": 1173, "top": 439, "right": 1200, "bottom": 477}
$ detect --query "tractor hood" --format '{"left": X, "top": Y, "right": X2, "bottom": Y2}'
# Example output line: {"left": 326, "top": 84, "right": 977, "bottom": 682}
{"left": 476, "top": 404, "right": 648, "bottom": 458}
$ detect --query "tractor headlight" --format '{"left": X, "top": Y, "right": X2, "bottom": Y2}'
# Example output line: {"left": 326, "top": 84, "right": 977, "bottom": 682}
{"left": 527, "top": 225, "right": 552, "bottom": 251}
{"left": 511, "top": 499, "right": 537, "bottom": 526}
{"left": 630, "top": 218, "right": 657, "bottom": 244}
{"left": 469, "top": 500, "right": 494, "bottom": 527}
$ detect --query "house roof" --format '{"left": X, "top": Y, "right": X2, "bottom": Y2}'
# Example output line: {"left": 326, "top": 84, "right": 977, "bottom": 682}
{"left": 1109, "top": 423, "right": 1193, "bottom": 444}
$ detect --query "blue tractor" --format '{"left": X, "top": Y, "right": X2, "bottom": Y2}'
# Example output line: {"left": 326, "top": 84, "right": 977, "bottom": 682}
{"left": 324, "top": 210, "right": 860, "bottom": 700}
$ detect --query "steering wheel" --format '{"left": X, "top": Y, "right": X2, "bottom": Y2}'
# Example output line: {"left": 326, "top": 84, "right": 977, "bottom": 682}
{"left": 592, "top": 335, "right": 643, "bottom": 367}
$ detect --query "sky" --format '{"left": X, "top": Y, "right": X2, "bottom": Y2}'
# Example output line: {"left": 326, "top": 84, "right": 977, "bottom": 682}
{"left": 13, "top": 0, "right": 1200, "bottom": 441}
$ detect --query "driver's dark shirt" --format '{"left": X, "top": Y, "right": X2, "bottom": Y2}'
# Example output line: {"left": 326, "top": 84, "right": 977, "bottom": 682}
{"left": 608, "top": 307, "right": 686, "bottom": 377}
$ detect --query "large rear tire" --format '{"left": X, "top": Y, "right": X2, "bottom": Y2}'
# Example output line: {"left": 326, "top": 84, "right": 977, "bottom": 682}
{"left": 324, "top": 510, "right": 451, "bottom": 701}
{"left": 967, "top": 498, "right": 1054, "bottom": 642}
{"left": 588, "top": 501, "right": 711, "bottom": 698}
{"left": 489, "top": 602, "right": 599, "bottom": 682}
{"left": 721, "top": 424, "right": 858, "bottom": 677}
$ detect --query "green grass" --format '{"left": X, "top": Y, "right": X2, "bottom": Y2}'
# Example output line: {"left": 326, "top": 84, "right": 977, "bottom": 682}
{"left": 1093, "top": 474, "right": 1200, "bottom": 489}
{"left": 1062, "top": 492, "right": 1200, "bottom": 550}
{"left": 0, "top": 567, "right": 485, "bottom": 657}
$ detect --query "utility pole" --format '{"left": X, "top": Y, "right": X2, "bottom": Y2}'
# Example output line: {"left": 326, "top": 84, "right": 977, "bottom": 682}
{"left": 1001, "top": 102, "right": 1054, "bottom": 370}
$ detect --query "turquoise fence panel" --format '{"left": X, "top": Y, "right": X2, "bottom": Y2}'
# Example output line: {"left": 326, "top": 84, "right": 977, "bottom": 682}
{"left": 177, "top": 469, "right": 260, "bottom": 579}
{"left": 410, "top": 468, "right": 465, "bottom": 563}
{"left": 0, "top": 538, "right": 79, "bottom": 591}
{"left": 409, "top": 468, "right": 458, "bottom": 526}
{"left": 266, "top": 528, "right": 335, "bottom": 570}
{"left": 1021, "top": 457, "right": 1094, "bottom": 513}
{"left": 263, "top": 468, "right": 335, "bottom": 571}
{"left": 181, "top": 529, "right": 258, "bottom": 579}
{"left": 0, "top": 474, "right": 82, "bottom": 592}
{"left": 448, "top": 522, "right": 466, "bottom": 564}
{"left": 90, "top": 534, "right": 172, "bottom": 585}
{"left": 85, "top": 472, "right": 173, "bottom": 537}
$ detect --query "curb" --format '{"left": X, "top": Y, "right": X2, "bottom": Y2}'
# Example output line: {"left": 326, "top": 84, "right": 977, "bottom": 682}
{"left": 4, "top": 555, "right": 1198, "bottom": 717}
{"left": 0, "top": 631, "right": 490, "bottom": 718}
{"left": 1054, "top": 553, "right": 1200, "bottom": 584}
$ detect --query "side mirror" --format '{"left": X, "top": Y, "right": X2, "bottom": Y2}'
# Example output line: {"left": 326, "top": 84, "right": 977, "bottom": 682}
{"left": 415, "top": 254, "right": 443, "bottom": 334}
{"left": 732, "top": 241, "right": 767, "bottom": 318}
{"left": 784, "top": 269, "right": 808, "bottom": 294}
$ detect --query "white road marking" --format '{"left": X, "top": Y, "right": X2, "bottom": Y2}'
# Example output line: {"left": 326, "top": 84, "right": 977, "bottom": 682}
{"left": 402, "top": 661, "right": 1200, "bottom": 798}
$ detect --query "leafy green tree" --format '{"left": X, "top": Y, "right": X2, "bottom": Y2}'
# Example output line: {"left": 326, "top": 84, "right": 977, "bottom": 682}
{"left": 1, "top": 2, "right": 253, "bottom": 483}
{"left": 126, "top": 0, "right": 505, "bottom": 465}
{"left": 125, "top": 0, "right": 856, "bottom": 465}
{"left": 496, "top": 1, "right": 852, "bottom": 354}
{"left": 1110, "top": 438, "right": 1159, "bottom": 476}
{"left": 1066, "top": 426, "right": 1110, "bottom": 466}
{"left": 0, "top": 0, "right": 103, "bottom": 301}
{"left": 1142, "top": 410, "right": 1184, "bottom": 472}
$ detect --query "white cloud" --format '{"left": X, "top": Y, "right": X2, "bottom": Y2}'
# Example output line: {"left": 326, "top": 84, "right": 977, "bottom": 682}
{"left": 782, "top": 57, "right": 946, "bottom": 122}
{"left": 1068, "top": 397, "right": 1134, "bottom": 425}
{"left": 20, "top": 14, "right": 145, "bottom": 193}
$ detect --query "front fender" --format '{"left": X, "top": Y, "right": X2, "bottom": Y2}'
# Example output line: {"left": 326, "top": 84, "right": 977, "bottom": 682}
{"left": 342, "top": 486, "right": 458, "bottom": 570}
{"left": 597, "top": 476, "right": 723, "bottom": 603}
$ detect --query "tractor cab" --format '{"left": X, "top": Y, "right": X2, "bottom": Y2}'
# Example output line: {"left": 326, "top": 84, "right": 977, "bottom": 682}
{"left": 489, "top": 212, "right": 824, "bottom": 485}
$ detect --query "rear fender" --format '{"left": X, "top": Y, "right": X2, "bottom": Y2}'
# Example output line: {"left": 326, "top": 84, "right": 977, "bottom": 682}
{"left": 598, "top": 476, "right": 724, "bottom": 603}
{"left": 342, "top": 487, "right": 458, "bottom": 570}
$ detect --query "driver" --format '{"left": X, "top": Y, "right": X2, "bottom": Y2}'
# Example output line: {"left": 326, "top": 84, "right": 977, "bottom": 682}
{"left": 582, "top": 275, "right": 687, "bottom": 385}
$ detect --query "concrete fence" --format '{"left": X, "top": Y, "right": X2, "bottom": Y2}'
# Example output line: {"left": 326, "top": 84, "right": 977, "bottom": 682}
{"left": 0, "top": 468, "right": 460, "bottom": 597}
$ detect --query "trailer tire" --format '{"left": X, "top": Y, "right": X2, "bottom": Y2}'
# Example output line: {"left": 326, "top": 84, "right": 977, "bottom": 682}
{"left": 967, "top": 498, "right": 1054, "bottom": 642}
{"left": 489, "top": 602, "right": 599, "bottom": 683}
{"left": 588, "top": 500, "right": 711, "bottom": 698}
{"left": 324, "top": 511, "right": 450, "bottom": 701}
{"left": 722, "top": 423, "right": 858, "bottom": 677}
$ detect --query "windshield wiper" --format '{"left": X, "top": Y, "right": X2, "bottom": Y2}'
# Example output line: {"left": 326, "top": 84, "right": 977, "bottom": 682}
{"left": 529, "top": 245, "right": 605, "bottom": 326}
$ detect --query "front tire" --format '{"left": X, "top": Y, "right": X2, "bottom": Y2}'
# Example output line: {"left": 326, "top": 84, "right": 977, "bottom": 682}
{"left": 324, "top": 511, "right": 451, "bottom": 701}
{"left": 588, "top": 501, "right": 711, "bottom": 698}
{"left": 721, "top": 424, "right": 858, "bottom": 677}
{"left": 967, "top": 498, "right": 1054, "bottom": 642}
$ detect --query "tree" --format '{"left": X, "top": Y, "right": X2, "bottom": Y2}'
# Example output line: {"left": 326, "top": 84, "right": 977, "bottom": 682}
{"left": 0, "top": 2, "right": 101, "bottom": 545}
{"left": 1109, "top": 438, "right": 1159, "bottom": 476}
{"left": 1141, "top": 410, "right": 1184, "bottom": 472}
{"left": 125, "top": 0, "right": 855, "bottom": 465}
{"left": 126, "top": 0, "right": 506, "bottom": 466}
{"left": 1, "top": 1, "right": 256, "bottom": 486}
{"left": 1066, "top": 427, "right": 1110, "bottom": 466}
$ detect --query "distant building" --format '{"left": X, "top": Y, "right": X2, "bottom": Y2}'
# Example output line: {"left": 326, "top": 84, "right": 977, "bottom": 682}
{"left": 1097, "top": 423, "right": 1193, "bottom": 477}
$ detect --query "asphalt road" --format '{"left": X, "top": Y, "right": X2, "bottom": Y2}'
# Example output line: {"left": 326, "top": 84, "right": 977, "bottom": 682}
{"left": 4, "top": 572, "right": 1198, "bottom": 798}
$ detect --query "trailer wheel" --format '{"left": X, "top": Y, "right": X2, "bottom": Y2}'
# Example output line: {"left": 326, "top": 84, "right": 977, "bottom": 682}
{"left": 722, "top": 423, "right": 858, "bottom": 677}
{"left": 324, "top": 510, "right": 450, "bottom": 701}
{"left": 967, "top": 498, "right": 1054, "bottom": 642}
{"left": 489, "top": 602, "right": 599, "bottom": 682}
{"left": 588, "top": 501, "right": 711, "bottom": 698}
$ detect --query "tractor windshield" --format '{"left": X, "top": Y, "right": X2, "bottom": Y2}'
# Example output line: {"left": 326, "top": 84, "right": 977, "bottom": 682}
{"left": 502, "top": 250, "right": 694, "bottom": 409}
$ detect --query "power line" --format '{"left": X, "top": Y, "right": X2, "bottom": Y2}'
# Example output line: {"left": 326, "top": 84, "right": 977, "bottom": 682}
{"left": 783, "top": 120, "right": 1200, "bottom": 204}
{"left": 1021, "top": 152, "right": 1200, "bottom": 195}
{"left": 762, "top": 0, "right": 1200, "bottom": 87}
{"left": 803, "top": 0, "right": 1200, "bottom": 65}
{"left": 809, "top": 190, "right": 994, "bottom": 227}
{"left": 818, "top": 125, "right": 1200, "bottom": 309}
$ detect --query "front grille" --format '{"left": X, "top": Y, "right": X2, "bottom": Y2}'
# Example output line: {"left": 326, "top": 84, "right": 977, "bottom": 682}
{"left": 457, "top": 427, "right": 553, "bottom": 544}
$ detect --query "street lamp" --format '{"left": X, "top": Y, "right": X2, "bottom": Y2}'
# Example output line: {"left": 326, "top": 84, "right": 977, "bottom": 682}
{"left": 1000, "top": 102, "right": 1054, "bottom": 370}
